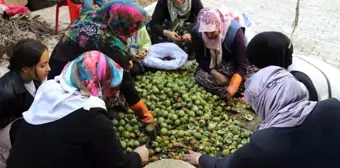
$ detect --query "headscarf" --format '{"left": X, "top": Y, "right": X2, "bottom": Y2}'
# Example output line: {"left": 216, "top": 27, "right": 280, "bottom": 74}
{"left": 168, "top": 0, "right": 192, "bottom": 22}
{"left": 244, "top": 66, "right": 317, "bottom": 129}
{"left": 23, "top": 51, "right": 124, "bottom": 125}
{"left": 197, "top": 8, "right": 240, "bottom": 68}
{"left": 93, "top": 0, "right": 149, "bottom": 40}
{"left": 65, "top": 0, "right": 149, "bottom": 67}
{"left": 246, "top": 31, "right": 294, "bottom": 69}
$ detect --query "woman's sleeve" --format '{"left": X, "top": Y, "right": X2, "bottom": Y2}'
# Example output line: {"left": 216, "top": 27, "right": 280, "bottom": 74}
{"left": 89, "top": 110, "right": 142, "bottom": 168}
{"left": 120, "top": 71, "right": 141, "bottom": 106}
{"left": 97, "top": 42, "right": 131, "bottom": 70}
{"left": 190, "top": 28, "right": 212, "bottom": 72}
{"left": 0, "top": 91, "right": 14, "bottom": 128}
{"left": 199, "top": 143, "right": 263, "bottom": 168}
{"left": 191, "top": 0, "right": 204, "bottom": 19}
{"left": 231, "top": 29, "right": 248, "bottom": 77}
{"left": 140, "top": 27, "right": 152, "bottom": 52}
{"left": 149, "top": 0, "right": 167, "bottom": 36}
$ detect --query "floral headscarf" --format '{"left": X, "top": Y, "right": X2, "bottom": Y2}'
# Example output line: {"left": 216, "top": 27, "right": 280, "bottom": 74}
{"left": 60, "top": 51, "right": 123, "bottom": 99}
{"left": 197, "top": 8, "right": 240, "bottom": 68}
{"left": 94, "top": 0, "right": 149, "bottom": 40}
{"left": 65, "top": 0, "right": 149, "bottom": 61}
{"left": 23, "top": 51, "right": 124, "bottom": 125}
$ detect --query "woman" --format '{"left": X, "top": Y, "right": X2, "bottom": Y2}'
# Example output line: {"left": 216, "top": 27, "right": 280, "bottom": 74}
{"left": 127, "top": 26, "right": 151, "bottom": 78}
{"left": 147, "top": 0, "right": 203, "bottom": 59}
{"left": 0, "top": 39, "right": 50, "bottom": 161}
{"left": 246, "top": 31, "right": 340, "bottom": 101}
{"left": 184, "top": 66, "right": 340, "bottom": 168}
{"left": 48, "top": 0, "right": 155, "bottom": 126}
{"left": 190, "top": 8, "right": 256, "bottom": 99}
{"left": 6, "top": 51, "right": 149, "bottom": 168}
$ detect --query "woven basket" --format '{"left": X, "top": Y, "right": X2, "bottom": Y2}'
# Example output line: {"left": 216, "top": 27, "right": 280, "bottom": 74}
{"left": 145, "top": 159, "right": 195, "bottom": 168}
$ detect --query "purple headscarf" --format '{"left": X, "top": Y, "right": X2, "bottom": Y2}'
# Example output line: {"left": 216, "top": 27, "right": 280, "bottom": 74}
{"left": 244, "top": 66, "right": 317, "bottom": 129}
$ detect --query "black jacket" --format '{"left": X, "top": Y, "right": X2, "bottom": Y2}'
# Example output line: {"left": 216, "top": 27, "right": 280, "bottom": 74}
{"left": 0, "top": 71, "right": 41, "bottom": 128}
{"left": 199, "top": 98, "right": 340, "bottom": 168}
{"left": 7, "top": 108, "right": 142, "bottom": 168}
{"left": 149, "top": 0, "right": 203, "bottom": 37}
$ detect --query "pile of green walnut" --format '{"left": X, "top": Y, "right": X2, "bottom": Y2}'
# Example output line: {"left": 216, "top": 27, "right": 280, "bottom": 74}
{"left": 112, "top": 62, "right": 257, "bottom": 162}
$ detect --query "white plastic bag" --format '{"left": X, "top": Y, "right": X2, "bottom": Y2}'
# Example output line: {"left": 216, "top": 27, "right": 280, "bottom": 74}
{"left": 0, "top": 4, "right": 8, "bottom": 15}
{"left": 142, "top": 43, "right": 188, "bottom": 70}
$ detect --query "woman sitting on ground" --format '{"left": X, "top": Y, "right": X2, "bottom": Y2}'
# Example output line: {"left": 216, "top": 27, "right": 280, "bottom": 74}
{"left": 127, "top": 26, "right": 151, "bottom": 78}
{"left": 6, "top": 51, "right": 149, "bottom": 168}
{"left": 147, "top": 0, "right": 203, "bottom": 59}
{"left": 246, "top": 31, "right": 340, "bottom": 101}
{"left": 190, "top": 8, "right": 256, "bottom": 99}
{"left": 48, "top": 0, "right": 155, "bottom": 127}
{"left": 184, "top": 66, "right": 340, "bottom": 168}
{"left": 0, "top": 39, "right": 50, "bottom": 161}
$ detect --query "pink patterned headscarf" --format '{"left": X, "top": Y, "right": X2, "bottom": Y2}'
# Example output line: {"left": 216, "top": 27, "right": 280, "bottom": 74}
{"left": 60, "top": 51, "right": 124, "bottom": 99}
{"left": 197, "top": 8, "right": 240, "bottom": 68}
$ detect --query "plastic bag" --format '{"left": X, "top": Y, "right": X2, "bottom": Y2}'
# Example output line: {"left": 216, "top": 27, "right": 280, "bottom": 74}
{"left": 142, "top": 43, "right": 188, "bottom": 70}
{"left": 0, "top": 4, "right": 8, "bottom": 15}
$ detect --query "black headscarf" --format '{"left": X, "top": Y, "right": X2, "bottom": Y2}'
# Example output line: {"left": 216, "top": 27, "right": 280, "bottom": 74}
{"left": 246, "top": 31, "right": 294, "bottom": 69}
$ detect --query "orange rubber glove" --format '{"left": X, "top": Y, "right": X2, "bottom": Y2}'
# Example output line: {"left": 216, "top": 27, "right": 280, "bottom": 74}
{"left": 227, "top": 73, "right": 243, "bottom": 99}
{"left": 130, "top": 99, "right": 154, "bottom": 124}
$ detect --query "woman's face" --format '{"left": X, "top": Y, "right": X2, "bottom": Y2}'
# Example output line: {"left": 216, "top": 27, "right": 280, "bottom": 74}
{"left": 35, "top": 49, "right": 51, "bottom": 81}
{"left": 204, "top": 31, "right": 220, "bottom": 39}
{"left": 172, "top": 0, "right": 185, "bottom": 6}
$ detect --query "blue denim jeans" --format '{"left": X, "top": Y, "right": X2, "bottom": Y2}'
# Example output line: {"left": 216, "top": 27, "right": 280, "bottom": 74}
{"left": 81, "top": 0, "right": 108, "bottom": 14}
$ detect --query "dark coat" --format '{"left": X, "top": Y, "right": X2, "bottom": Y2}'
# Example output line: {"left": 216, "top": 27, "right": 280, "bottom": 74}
{"left": 7, "top": 108, "right": 142, "bottom": 168}
{"left": 0, "top": 71, "right": 41, "bottom": 128}
{"left": 199, "top": 98, "right": 340, "bottom": 168}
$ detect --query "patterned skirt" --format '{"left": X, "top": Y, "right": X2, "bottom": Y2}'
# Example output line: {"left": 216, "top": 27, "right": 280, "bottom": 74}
{"left": 195, "top": 61, "right": 258, "bottom": 98}
{"left": 146, "top": 19, "right": 195, "bottom": 54}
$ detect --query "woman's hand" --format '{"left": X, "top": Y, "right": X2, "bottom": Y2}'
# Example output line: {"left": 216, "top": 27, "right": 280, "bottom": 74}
{"left": 129, "top": 60, "right": 133, "bottom": 69}
{"left": 138, "top": 49, "right": 147, "bottom": 59}
{"left": 133, "top": 49, "right": 147, "bottom": 60}
{"left": 239, "top": 93, "right": 248, "bottom": 104}
{"left": 134, "top": 145, "right": 149, "bottom": 165}
{"left": 182, "top": 33, "right": 192, "bottom": 42}
{"left": 184, "top": 150, "right": 202, "bottom": 166}
{"left": 164, "top": 30, "right": 182, "bottom": 41}
{"left": 210, "top": 69, "right": 228, "bottom": 86}
{"left": 227, "top": 87, "right": 238, "bottom": 99}
{"left": 227, "top": 73, "right": 242, "bottom": 99}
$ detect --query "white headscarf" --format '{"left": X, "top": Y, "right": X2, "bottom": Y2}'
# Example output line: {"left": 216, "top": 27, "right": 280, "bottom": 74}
{"left": 22, "top": 78, "right": 107, "bottom": 125}
{"left": 244, "top": 66, "right": 317, "bottom": 129}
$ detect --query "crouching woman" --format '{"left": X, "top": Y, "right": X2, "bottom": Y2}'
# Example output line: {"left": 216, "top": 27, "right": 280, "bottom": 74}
{"left": 6, "top": 51, "right": 149, "bottom": 168}
{"left": 190, "top": 8, "right": 256, "bottom": 99}
{"left": 185, "top": 66, "right": 340, "bottom": 168}
{"left": 0, "top": 39, "right": 50, "bottom": 162}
